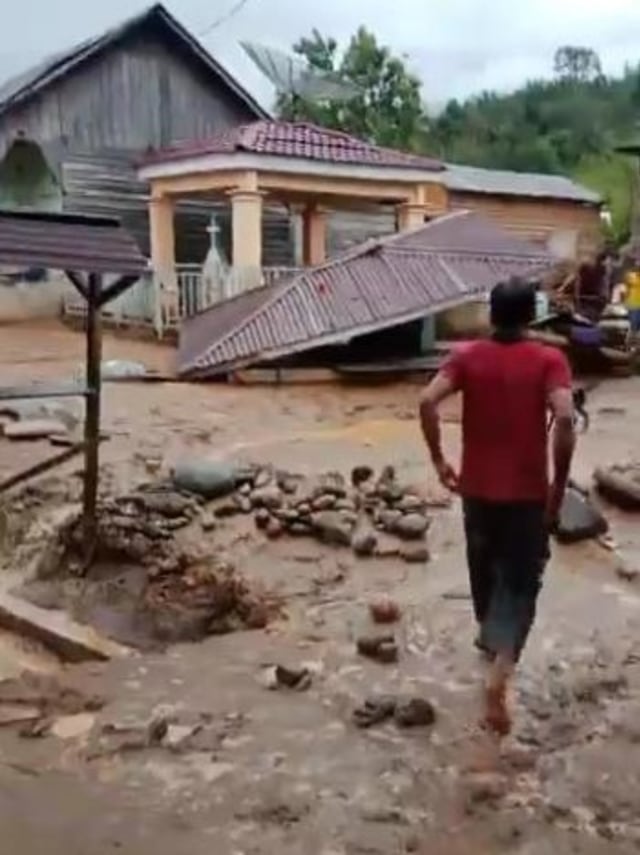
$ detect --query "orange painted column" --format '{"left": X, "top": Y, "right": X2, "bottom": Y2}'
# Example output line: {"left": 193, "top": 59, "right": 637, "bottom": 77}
{"left": 149, "top": 193, "right": 177, "bottom": 332}
{"left": 396, "top": 202, "right": 427, "bottom": 231}
{"left": 302, "top": 204, "right": 327, "bottom": 266}
{"left": 230, "top": 188, "right": 263, "bottom": 289}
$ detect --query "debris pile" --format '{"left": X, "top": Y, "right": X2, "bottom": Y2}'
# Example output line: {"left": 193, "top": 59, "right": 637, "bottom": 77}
{"left": 13, "top": 481, "right": 275, "bottom": 647}
{"left": 197, "top": 463, "right": 436, "bottom": 563}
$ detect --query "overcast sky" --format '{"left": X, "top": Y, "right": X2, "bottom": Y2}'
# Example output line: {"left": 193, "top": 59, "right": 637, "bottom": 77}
{"left": 1, "top": 0, "right": 639, "bottom": 112}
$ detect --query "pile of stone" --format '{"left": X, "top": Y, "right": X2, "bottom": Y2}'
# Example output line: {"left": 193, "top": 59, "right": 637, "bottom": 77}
{"left": 195, "top": 462, "right": 434, "bottom": 563}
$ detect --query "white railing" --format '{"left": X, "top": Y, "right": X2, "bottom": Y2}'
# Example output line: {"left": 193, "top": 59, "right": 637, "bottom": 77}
{"left": 62, "top": 265, "right": 304, "bottom": 337}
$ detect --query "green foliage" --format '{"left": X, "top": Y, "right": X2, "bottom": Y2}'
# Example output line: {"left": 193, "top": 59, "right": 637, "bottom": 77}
{"left": 277, "top": 33, "right": 639, "bottom": 241}
{"left": 276, "top": 27, "right": 426, "bottom": 150}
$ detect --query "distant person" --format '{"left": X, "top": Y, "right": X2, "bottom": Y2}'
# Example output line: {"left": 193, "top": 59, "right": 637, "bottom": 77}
{"left": 419, "top": 278, "right": 576, "bottom": 736}
{"left": 623, "top": 264, "right": 640, "bottom": 340}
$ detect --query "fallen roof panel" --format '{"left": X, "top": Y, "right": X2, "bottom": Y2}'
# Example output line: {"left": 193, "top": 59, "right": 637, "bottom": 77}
{"left": 0, "top": 209, "right": 148, "bottom": 275}
{"left": 178, "top": 211, "right": 554, "bottom": 377}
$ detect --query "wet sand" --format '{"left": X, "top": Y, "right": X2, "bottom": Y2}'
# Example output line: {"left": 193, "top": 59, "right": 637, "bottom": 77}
{"left": 0, "top": 321, "right": 639, "bottom": 854}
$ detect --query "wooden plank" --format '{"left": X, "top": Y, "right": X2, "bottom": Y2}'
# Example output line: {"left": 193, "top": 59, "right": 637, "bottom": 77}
{"left": 0, "top": 444, "right": 85, "bottom": 494}
{"left": 0, "top": 592, "right": 128, "bottom": 662}
{"left": 0, "top": 383, "right": 88, "bottom": 401}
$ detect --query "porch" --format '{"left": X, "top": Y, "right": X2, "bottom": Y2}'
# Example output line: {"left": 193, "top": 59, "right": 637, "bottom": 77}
{"left": 135, "top": 121, "right": 449, "bottom": 332}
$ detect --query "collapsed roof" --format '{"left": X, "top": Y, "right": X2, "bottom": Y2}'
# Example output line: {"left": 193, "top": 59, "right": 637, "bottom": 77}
{"left": 178, "top": 210, "right": 555, "bottom": 378}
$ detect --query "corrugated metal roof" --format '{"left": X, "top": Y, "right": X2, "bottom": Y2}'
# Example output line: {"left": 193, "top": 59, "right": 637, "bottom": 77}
{"left": 0, "top": 3, "right": 269, "bottom": 120}
{"left": 442, "top": 163, "right": 601, "bottom": 205}
{"left": 0, "top": 209, "right": 148, "bottom": 275}
{"left": 178, "top": 211, "right": 553, "bottom": 377}
{"left": 143, "top": 120, "right": 444, "bottom": 171}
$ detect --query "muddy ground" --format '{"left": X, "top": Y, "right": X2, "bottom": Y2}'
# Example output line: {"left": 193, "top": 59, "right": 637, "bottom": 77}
{"left": 0, "top": 320, "right": 639, "bottom": 855}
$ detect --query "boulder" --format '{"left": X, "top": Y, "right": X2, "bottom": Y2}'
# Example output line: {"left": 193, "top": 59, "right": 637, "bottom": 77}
{"left": 351, "top": 466, "right": 374, "bottom": 488}
{"left": 250, "top": 485, "right": 284, "bottom": 511}
{"left": 315, "top": 472, "right": 347, "bottom": 499}
{"left": 172, "top": 459, "right": 237, "bottom": 500}
{"left": 376, "top": 509, "right": 403, "bottom": 532}
{"left": 400, "top": 543, "right": 430, "bottom": 564}
{"left": 265, "top": 518, "right": 284, "bottom": 540}
{"left": 312, "top": 494, "right": 336, "bottom": 512}
{"left": 254, "top": 508, "right": 271, "bottom": 531}
{"left": 351, "top": 520, "right": 377, "bottom": 557}
{"left": 4, "top": 419, "right": 68, "bottom": 440}
{"left": 394, "top": 513, "right": 430, "bottom": 540}
{"left": 99, "top": 360, "right": 148, "bottom": 380}
{"left": 395, "top": 494, "right": 427, "bottom": 514}
{"left": 555, "top": 486, "right": 608, "bottom": 544}
{"left": 311, "top": 511, "right": 354, "bottom": 546}
{"left": 394, "top": 697, "right": 436, "bottom": 728}
{"left": 594, "top": 464, "right": 640, "bottom": 511}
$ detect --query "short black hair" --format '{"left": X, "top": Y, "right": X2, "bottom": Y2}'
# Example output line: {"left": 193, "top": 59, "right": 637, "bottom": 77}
{"left": 490, "top": 277, "right": 536, "bottom": 330}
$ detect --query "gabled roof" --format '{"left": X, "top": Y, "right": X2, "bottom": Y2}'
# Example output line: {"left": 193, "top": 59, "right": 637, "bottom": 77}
{"left": 0, "top": 3, "right": 268, "bottom": 119}
{"left": 442, "top": 163, "right": 601, "bottom": 205}
{"left": 142, "top": 120, "right": 444, "bottom": 171}
{"left": 178, "top": 211, "right": 554, "bottom": 377}
{"left": 0, "top": 209, "right": 147, "bottom": 274}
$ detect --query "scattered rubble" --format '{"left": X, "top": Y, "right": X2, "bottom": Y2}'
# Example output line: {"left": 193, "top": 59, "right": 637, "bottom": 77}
{"left": 259, "top": 664, "right": 312, "bottom": 691}
{"left": 356, "top": 632, "right": 399, "bottom": 663}
{"left": 352, "top": 695, "right": 436, "bottom": 729}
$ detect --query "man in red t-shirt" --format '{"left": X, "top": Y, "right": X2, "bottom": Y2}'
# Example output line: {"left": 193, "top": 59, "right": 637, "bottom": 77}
{"left": 419, "top": 278, "right": 575, "bottom": 736}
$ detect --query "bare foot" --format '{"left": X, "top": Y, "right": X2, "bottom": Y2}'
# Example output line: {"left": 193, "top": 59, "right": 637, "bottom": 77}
{"left": 483, "top": 683, "right": 511, "bottom": 737}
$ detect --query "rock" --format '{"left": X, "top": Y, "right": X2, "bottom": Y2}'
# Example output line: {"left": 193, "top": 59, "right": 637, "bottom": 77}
{"left": 311, "top": 511, "right": 354, "bottom": 547}
{"left": 172, "top": 459, "right": 237, "bottom": 500}
{"left": 595, "top": 463, "right": 640, "bottom": 510}
{"left": 352, "top": 695, "right": 397, "bottom": 728}
{"left": 555, "top": 486, "right": 608, "bottom": 543}
{"left": 394, "top": 697, "right": 436, "bottom": 728}
{"left": 0, "top": 704, "right": 41, "bottom": 727}
{"left": 616, "top": 564, "right": 639, "bottom": 583}
{"left": 335, "top": 498, "right": 356, "bottom": 512}
{"left": 400, "top": 543, "right": 430, "bottom": 564}
{"left": 374, "top": 534, "right": 401, "bottom": 559}
{"left": 50, "top": 713, "right": 96, "bottom": 740}
{"left": 357, "top": 633, "right": 399, "bottom": 664}
{"left": 312, "top": 494, "right": 336, "bottom": 511}
{"left": 4, "top": 419, "right": 69, "bottom": 440}
{"left": 163, "top": 724, "right": 197, "bottom": 751}
{"left": 276, "top": 471, "right": 301, "bottom": 495}
{"left": 237, "top": 496, "right": 253, "bottom": 514}
{"left": 316, "top": 472, "right": 347, "bottom": 498}
{"left": 214, "top": 498, "right": 242, "bottom": 518}
{"left": 288, "top": 522, "right": 312, "bottom": 537}
{"left": 395, "top": 494, "right": 427, "bottom": 514}
{"left": 369, "top": 597, "right": 401, "bottom": 624}
{"left": 251, "top": 485, "right": 283, "bottom": 511}
{"left": 259, "top": 665, "right": 311, "bottom": 691}
{"left": 351, "top": 466, "right": 374, "bottom": 487}
{"left": 351, "top": 521, "right": 377, "bottom": 557}
{"left": 254, "top": 508, "right": 271, "bottom": 530}
{"left": 266, "top": 518, "right": 284, "bottom": 540}
{"left": 297, "top": 503, "right": 311, "bottom": 517}
{"left": 254, "top": 467, "right": 274, "bottom": 488}
{"left": 100, "top": 359, "right": 148, "bottom": 379}
{"left": 394, "top": 514, "right": 430, "bottom": 540}
{"left": 376, "top": 509, "right": 403, "bottom": 532}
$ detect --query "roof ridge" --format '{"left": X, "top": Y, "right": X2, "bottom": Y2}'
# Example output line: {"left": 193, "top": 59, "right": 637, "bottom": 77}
{"left": 0, "top": 3, "right": 269, "bottom": 119}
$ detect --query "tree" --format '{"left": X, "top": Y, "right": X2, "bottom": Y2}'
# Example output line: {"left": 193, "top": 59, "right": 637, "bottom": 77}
{"left": 276, "top": 27, "right": 426, "bottom": 151}
{"left": 553, "top": 46, "right": 602, "bottom": 83}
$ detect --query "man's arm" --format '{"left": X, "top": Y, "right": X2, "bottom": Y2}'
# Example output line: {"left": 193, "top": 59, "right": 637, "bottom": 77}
{"left": 547, "top": 380, "right": 576, "bottom": 525}
{"left": 419, "top": 370, "right": 459, "bottom": 491}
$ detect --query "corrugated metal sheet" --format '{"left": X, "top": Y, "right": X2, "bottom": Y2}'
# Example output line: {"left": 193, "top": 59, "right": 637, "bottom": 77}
{"left": 442, "top": 163, "right": 601, "bottom": 205}
{"left": 178, "top": 211, "right": 553, "bottom": 377}
{"left": 0, "top": 209, "right": 147, "bottom": 274}
{"left": 0, "top": 4, "right": 268, "bottom": 120}
{"left": 143, "top": 120, "right": 444, "bottom": 171}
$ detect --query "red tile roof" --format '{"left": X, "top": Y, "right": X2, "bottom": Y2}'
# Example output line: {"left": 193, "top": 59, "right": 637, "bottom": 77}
{"left": 144, "top": 121, "right": 443, "bottom": 171}
{"left": 178, "top": 211, "right": 554, "bottom": 377}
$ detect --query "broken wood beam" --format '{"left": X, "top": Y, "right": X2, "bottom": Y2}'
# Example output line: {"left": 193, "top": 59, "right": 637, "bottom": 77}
{"left": 0, "top": 592, "right": 128, "bottom": 662}
{"left": 0, "top": 443, "right": 85, "bottom": 494}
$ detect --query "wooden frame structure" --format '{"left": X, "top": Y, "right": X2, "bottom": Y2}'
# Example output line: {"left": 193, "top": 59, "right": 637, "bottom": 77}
{"left": 0, "top": 209, "right": 147, "bottom": 562}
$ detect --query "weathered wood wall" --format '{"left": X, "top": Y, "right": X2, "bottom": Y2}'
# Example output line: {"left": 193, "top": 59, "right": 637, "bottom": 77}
{"left": 0, "top": 25, "right": 294, "bottom": 265}
{"left": 448, "top": 191, "right": 602, "bottom": 259}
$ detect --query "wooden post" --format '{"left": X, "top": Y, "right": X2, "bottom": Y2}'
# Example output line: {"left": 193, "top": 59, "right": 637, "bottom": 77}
{"left": 83, "top": 272, "right": 102, "bottom": 565}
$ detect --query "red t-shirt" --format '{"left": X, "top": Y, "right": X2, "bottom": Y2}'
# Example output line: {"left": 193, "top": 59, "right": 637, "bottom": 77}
{"left": 442, "top": 339, "right": 572, "bottom": 502}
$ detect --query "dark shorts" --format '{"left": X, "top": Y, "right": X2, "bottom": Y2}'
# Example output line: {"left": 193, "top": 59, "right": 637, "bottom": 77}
{"left": 462, "top": 498, "right": 549, "bottom": 660}
{"left": 629, "top": 308, "right": 640, "bottom": 333}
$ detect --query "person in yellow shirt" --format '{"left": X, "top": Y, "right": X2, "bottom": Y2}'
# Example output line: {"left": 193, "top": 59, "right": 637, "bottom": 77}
{"left": 624, "top": 267, "right": 640, "bottom": 335}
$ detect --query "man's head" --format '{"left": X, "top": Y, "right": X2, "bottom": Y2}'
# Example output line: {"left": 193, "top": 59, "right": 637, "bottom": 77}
{"left": 490, "top": 277, "right": 536, "bottom": 333}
